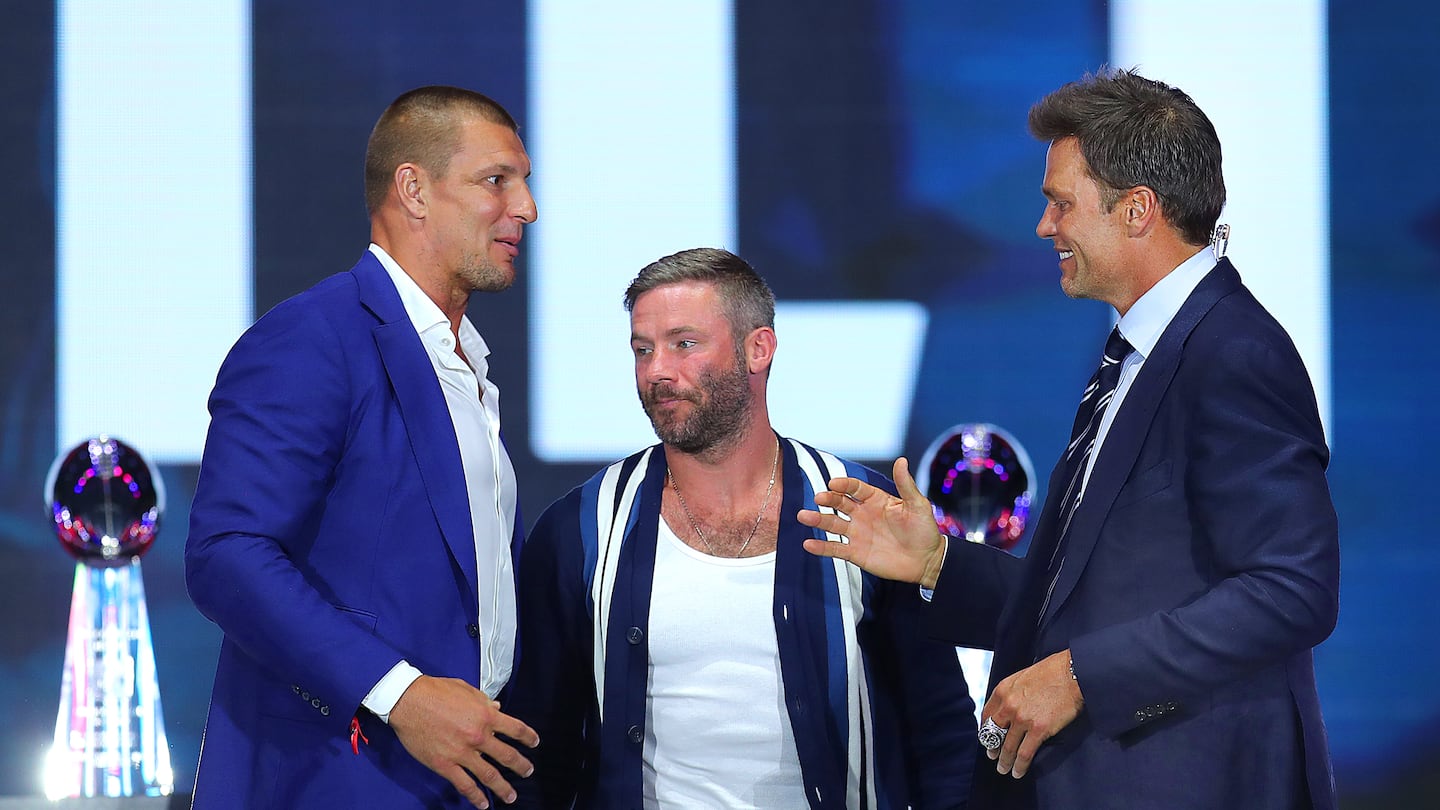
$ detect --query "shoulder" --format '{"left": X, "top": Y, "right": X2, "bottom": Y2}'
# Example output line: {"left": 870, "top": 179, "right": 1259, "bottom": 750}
{"left": 526, "top": 446, "right": 660, "bottom": 547}
{"left": 783, "top": 438, "right": 896, "bottom": 495}
{"left": 1183, "top": 284, "right": 1313, "bottom": 389}
{"left": 231, "top": 271, "right": 364, "bottom": 354}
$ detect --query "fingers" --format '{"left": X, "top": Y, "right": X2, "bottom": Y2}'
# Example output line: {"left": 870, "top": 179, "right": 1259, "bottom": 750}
{"left": 457, "top": 753, "right": 517, "bottom": 807}
{"left": 441, "top": 762, "right": 492, "bottom": 809}
{"left": 489, "top": 708, "right": 541, "bottom": 749}
{"left": 995, "top": 716, "right": 1022, "bottom": 774}
{"left": 480, "top": 734, "right": 535, "bottom": 781}
{"left": 892, "top": 457, "right": 925, "bottom": 504}
{"left": 796, "top": 508, "right": 854, "bottom": 540}
{"left": 1011, "top": 728, "right": 1046, "bottom": 779}
{"left": 801, "top": 536, "right": 854, "bottom": 561}
{"left": 812, "top": 469, "right": 864, "bottom": 507}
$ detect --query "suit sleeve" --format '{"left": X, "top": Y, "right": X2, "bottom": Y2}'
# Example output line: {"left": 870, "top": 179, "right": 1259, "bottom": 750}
{"left": 185, "top": 300, "right": 406, "bottom": 727}
{"left": 1072, "top": 329, "right": 1340, "bottom": 738}
{"left": 508, "top": 492, "right": 595, "bottom": 809}
{"left": 925, "top": 538, "right": 1026, "bottom": 650}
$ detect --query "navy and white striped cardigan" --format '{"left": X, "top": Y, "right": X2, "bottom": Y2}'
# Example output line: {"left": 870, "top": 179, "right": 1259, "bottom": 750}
{"left": 508, "top": 436, "right": 975, "bottom": 809}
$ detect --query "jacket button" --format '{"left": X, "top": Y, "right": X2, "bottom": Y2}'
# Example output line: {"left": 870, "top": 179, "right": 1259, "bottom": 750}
{"left": 311, "top": 698, "right": 322, "bottom": 709}
{"left": 301, "top": 691, "right": 311, "bottom": 701}
{"left": 627, "top": 724, "right": 643, "bottom": 744}
{"left": 1134, "top": 710, "right": 1146, "bottom": 723}
{"left": 1166, "top": 701, "right": 1178, "bottom": 712}
{"left": 291, "top": 684, "right": 301, "bottom": 694}
{"left": 320, "top": 705, "right": 330, "bottom": 716}
{"left": 626, "top": 626, "right": 644, "bottom": 645}
{"left": 467, "top": 623, "right": 480, "bottom": 639}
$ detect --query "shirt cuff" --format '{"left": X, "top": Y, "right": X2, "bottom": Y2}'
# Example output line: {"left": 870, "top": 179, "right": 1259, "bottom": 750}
{"left": 361, "top": 660, "right": 423, "bottom": 724}
{"left": 918, "top": 534, "right": 950, "bottom": 602}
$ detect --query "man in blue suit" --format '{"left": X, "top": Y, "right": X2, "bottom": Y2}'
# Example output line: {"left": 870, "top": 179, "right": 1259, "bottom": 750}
{"left": 186, "top": 86, "right": 540, "bottom": 809}
{"left": 800, "top": 69, "right": 1340, "bottom": 809}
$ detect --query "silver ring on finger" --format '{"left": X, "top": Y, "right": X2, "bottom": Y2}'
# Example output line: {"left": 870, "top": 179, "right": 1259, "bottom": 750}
{"left": 978, "top": 717, "right": 1008, "bottom": 751}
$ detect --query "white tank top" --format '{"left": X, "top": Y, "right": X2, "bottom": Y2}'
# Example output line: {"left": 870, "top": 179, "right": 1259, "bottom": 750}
{"left": 642, "top": 519, "right": 810, "bottom": 809}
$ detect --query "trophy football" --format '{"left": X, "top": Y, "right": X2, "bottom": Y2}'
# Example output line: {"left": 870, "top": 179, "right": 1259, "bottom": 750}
{"left": 915, "top": 423, "right": 1035, "bottom": 719}
{"left": 42, "top": 436, "right": 173, "bottom": 799}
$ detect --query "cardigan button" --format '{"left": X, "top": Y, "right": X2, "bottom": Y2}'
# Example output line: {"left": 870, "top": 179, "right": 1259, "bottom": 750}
{"left": 467, "top": 623, "right": 480, "bottom": 639}
{"left": 627, "top": 724, "right": 643, "bottom": 744}
{"left": 626, "top": 626, "right": 644, "bottom": 645}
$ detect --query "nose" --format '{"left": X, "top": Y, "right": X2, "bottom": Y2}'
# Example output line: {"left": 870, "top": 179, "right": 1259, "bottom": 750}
{"left": 512, "top": 182, "right": 537, "bottom": 224}
{"left": 1035, "top": 204, "right": 1056, "bottom": 240}
{"left": 642, "top": 347, "right": 674, "bottom": 384}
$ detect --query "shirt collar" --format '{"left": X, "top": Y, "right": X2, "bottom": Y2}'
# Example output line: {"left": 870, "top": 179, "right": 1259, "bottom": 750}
{"left": 369, "top": 243, "right": 490, "bottom": 363}
{"left": 1117, "top": 246, "right": 1216, "bottom": 360}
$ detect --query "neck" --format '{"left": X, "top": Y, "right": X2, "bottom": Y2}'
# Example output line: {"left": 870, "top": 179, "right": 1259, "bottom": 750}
{"left": 665, "top": 424, "right": 779, "bottom": 504}
{"left": 1113, "top": 240, "right": 1208, "bottom": 316}
{"left": 372, "top": 231, "right": 470, "bottom": 334}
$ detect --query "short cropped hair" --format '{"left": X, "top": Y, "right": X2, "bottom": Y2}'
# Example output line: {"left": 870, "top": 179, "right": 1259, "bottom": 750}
{"left": 364, "top": 86, "right": 518, "bottom": 215}
{"left": 623, "top": 248, "right": 776, "bottom": 345}
{"left": 1028, "top": 68, "right": 1226, "bottom": 246}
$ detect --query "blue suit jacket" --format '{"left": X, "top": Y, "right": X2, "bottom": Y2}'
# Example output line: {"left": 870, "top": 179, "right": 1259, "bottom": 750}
{"left": 507, "top": 439, "right": 976, "bottom": 809}
{"left": 930, "top": 260, "right": 1340, "bottom": 809}
{"left": 186, "top": 252, "right": 521, "bottom": 808}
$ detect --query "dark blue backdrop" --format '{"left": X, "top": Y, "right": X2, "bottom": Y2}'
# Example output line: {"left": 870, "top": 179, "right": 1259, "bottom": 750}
{"left": 0, "top": 2, "right": 1435, "bottom": 806}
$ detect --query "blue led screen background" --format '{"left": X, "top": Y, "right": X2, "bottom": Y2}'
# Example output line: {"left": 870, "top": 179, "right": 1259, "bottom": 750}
{"left": 0, "top": 2, "right": 1435, "bottom": 805}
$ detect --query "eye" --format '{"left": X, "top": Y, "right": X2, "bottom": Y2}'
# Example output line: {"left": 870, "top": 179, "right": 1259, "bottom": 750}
{"left": 676, "top": 339, "right": 697, "bottom": 350}
{"left": 633, "top": 345, "right": 652, "bottom": 358}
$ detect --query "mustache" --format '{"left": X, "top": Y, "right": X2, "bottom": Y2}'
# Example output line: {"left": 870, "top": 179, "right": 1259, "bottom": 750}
{"left": 643, "top": 383, "right": 700, "bottom": 404}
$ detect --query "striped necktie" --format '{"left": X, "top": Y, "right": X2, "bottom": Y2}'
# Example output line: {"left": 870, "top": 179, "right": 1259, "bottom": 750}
{"left": 1039, "top": 326, "right": 1134, "bottom": 620}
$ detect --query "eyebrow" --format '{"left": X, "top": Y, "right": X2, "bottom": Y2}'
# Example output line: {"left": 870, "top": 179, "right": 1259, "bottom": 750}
{"left": 471, "top": 162, "right": 531, "bottom": 180}
{"left": 631, "top": 325, "right": 700, "bottom": 342}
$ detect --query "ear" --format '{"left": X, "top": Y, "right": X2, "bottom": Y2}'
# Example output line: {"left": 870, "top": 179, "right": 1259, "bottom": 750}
{"left": 1122, "top": 186, "right": 1159, "bottom": 236}
{"left": 746, "top": 327, "right": 777, "bottom": 375}
{"left": 394, "top": 163, "right": 427, "bottom": 219}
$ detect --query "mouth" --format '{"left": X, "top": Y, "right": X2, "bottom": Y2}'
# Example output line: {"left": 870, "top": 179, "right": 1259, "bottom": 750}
{"left": 646, "top": 386, "right": 697, "bottom": 410}
{"left": 495, "top": 235, "right": 521, "bottom": 257}
{"left": 1057, "top": 249, "right": 1074, "bottom": 261}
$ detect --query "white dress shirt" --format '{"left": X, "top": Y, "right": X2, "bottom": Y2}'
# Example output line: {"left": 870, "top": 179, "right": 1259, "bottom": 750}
{"left": 361, "top": 243, "right": 519, "bottom": 720}
{"left": 1081, "top": 245, "right": 1219, "bottom": 494}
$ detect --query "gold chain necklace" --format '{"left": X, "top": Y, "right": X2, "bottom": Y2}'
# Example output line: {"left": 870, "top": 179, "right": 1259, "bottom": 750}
{"left": 667, "top": 439, "right": 780, "bottom": 558}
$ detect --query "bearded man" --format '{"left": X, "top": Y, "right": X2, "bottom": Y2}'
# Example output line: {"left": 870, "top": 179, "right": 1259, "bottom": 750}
{"left": 506, "top": 247, "right": 976, "bottom": 809}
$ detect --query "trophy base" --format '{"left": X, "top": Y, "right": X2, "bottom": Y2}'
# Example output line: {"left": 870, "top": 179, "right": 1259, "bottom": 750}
{"left": 45, "top": 560, "right": 173, "bottom": 799}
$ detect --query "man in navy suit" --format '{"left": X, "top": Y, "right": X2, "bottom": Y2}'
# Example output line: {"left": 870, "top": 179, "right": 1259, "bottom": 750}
{"left": 186, "top": 86, "right": 539, "bottom": 809}
{"left": 800, "top": 69, "right": 1340, "bottom": 809}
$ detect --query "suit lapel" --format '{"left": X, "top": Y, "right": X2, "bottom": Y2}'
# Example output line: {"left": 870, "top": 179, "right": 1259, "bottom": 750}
{"left": 354, "top": 253, "right": 480, "bottom": 605}
{"left": 1037, "top": 259, "right": 1243, "bottom": 630}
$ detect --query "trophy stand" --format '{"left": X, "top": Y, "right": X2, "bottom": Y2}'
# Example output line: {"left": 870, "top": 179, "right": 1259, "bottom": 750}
{"left": 43, "top": 437, "right": 173, "bottom": 799}
{"left": 916, "top": 423, "right": 1035, "bottom": 723}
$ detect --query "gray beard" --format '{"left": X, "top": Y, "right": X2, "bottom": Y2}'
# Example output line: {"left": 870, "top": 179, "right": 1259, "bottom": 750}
{"left": 640, "top": 359, "right": 752, "bottom": 456}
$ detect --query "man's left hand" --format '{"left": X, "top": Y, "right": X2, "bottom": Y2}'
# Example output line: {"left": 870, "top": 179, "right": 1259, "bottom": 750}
{"left": 981, "top": 649, "right": 1083, "bottom": 779}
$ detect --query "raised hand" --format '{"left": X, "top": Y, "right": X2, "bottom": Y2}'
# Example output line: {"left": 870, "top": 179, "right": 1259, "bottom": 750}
{"left": 388, "top": 675, "right": 540, "bottom": 808}
{"left": 798, "top": 457, "right": 948, "bottom": 588}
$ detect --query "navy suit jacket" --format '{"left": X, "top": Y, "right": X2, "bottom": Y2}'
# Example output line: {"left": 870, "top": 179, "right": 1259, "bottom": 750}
{"left": 930, "top": 259, "right": 1340, "bottom": 809}
{"left": 186, "top": 252, "right": 521, "bottom": 808}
